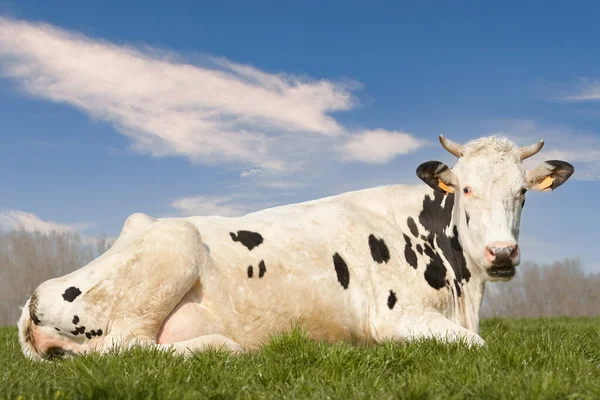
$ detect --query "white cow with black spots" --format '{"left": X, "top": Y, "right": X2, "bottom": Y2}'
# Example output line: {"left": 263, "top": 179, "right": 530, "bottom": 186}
{"left": 18, "top": 135, "right": 574, "bottom": 360}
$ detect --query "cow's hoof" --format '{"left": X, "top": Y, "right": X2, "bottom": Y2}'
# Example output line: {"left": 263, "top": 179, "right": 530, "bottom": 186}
{"left": 217, "top": 338, "right": 245, "bottom": 354}
{"left": 466, "top": 334, "right": 487, "bottom": 348}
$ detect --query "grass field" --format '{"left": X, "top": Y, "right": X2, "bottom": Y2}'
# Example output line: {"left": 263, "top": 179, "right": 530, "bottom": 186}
{"left": 1, "top": 318, "right": 599, "bottom": 399}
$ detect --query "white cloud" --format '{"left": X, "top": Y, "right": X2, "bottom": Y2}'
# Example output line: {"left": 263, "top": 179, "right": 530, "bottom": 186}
{"left": 169, "top": 195, "right": 254, "bottom": 217}
{"left": 561, "top": 78, "right": 600, "bottom": 102}
{"left": 259, "top": 181, "right": 306, "bottom": 189}
{"left": 0, "top": 209, "right": 78, "bottom": 234}
{"left": 0, "top": 209, "right": 118, "bottom": 251}
{"left": 491, "top": 120, "right": 600, "bottom": 180}
{"left": 339, "top": 129, "right": 427, "bottom": 164}
{"left": 518, "top": 234, "right": 553, "bottom": 249}
{"left": 240, "top": 168, "right": 264, "bottom": 178}
{"left": 0, "top": 17, "right": 423, "bottom": 174}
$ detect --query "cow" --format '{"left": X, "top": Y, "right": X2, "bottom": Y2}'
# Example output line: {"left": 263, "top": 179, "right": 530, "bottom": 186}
{"left": 18, "top": 135, "right": 574, "bottom": 360}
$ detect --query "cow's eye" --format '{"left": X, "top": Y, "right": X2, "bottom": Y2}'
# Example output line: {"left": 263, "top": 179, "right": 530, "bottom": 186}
{"left": 462, "top": 186, "right": 472, "bottom": 195}
{"left": 521, "top": 188, "right": 527, "bottom": 196}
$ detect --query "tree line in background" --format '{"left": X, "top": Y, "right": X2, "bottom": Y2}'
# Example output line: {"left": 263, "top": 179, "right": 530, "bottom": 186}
{"left": 0, "top": 230, "right": 111, "bottom": 326}
{"left": 1, "top": 229, "right": 599, "bottom": 326}
{"left": 480, "top": 258, "right": 600, "bottom": 318}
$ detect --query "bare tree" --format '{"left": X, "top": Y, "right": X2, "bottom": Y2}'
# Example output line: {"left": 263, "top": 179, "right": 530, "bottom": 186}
{"left": 0, "top": 229, "right": 111, "bottom": 326}
{"left": 481, "top": 258, "right": 600, "bottom": 318}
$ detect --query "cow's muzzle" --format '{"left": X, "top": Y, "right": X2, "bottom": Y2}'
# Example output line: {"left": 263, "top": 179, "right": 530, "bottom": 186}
{"left": 485, "top": 242, "right": 519, "bottom": 278}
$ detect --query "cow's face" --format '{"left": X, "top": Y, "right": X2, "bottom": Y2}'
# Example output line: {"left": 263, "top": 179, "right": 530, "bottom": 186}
{"left": 417, "top": 136, "right": 574, "bottom": 281}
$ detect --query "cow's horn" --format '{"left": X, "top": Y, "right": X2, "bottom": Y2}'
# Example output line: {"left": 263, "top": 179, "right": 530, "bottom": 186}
{"left": 439, "top": 134, "right": 463, "bottom": 158}
{"left": 519, "top": 140, "right": 544, "bottom": 160}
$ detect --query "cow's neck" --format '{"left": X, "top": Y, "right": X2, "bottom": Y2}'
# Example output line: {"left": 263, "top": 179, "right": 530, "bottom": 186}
{"left": 346, "top": 184, "right": 488, "bottom": 332}
{"left": 450, "top": 263, "right": 486, "bottom": 333}
{"left": 444, "top": 193, "right": 487, "bottom": 333}
{"left": 395, "top": 186, "right": 486, "bottom": 332}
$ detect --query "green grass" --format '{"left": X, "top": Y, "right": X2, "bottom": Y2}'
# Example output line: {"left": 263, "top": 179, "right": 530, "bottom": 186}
{"left": 1, "top": 318, "right": 599, "bottom": 399}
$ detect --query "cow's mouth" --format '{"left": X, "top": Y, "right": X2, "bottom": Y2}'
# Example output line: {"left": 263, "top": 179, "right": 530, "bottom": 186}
{"left": 487, "top": 264, "right": 516, "bottom": 278}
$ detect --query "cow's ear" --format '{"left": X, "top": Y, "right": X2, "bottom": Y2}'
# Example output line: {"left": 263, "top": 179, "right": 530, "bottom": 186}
{"left": 416, "top": 161, "right": 458, "bottom": 195}
{"left": 526, "top": 160, "right": 574, "bottom": 192}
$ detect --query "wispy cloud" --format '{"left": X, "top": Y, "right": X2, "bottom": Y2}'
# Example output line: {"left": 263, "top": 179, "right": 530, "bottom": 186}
{"left": 560, "top": 78, "right": 600, "bottom": 102}
{"left": 0, "top": 209, "right": 116, "bottom": 248}
{"left": 169, "top": 194, "right": 276, "bottom": 217}
{"left": 489, "top": 120, "right": 600, "bottom": 180}
{"left": 0, "top": 209, "right": 79, "bottom": 234}
{"left": 0, "top": 17, "right": 423, "bottom": 177}
{"left": 518, "top": 234, "right": 553, "bottom": 249}
{"left": 339, "top": 129, "right": 426, "bottom": 164}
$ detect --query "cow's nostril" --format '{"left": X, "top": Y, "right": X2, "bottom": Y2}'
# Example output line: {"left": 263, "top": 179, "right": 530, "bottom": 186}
{"left": 509, "top": 245, "right": 519, "bottom": 259}
{"left": 486, "top": 246, "right": 495, "bottom": 259}
{"left": 45, "top": 346, "right": 66, "bottom": 360}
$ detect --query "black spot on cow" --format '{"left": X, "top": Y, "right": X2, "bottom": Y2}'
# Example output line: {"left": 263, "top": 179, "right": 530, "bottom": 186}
{"left": 333, "top": 252, "right": 350, "bottom": 289}
{"left": 96, "top": 329, "right": 103, "bottom": 336}
{"left": 368, "top": 234, "right": 390, "bottom": 264}
{"left": 465, "top": 211, "right": 470, "bottom": 226}
{"left": 403, "top": 234, "right": 418, "bottom": 269}
{"left": 70, "top": 326, "right": 85, "bottom": 336}
{"left": 418, "top": 192, "right": 471, "bottom": 289}
{"left": 229, "top": 230, "right": 264, "bottom": 251}
{"left": 407, "top": 217, "right": 419, "bottom": 237}
{"left": 54, "top": 327, "right": 60, "bottom": 332}
{"left": 425, "top": 233, "right": 435, "bottom": 247}
{"left": 31, "top": 314, "right": 41, "bottom": 326}
{"left": 453, "top": 279, "right": 462, "bottom": 297}
{"left": 72, "top": 315, "right": 79, "bottom": 325}
{"left": 62, "top": 287, "right": 82, "bottom": 302}
{"left": 420, "top": 191, "right": 453, "bottom": 234}
{"left": 85, "top": 332, "right": 92, "bottom": 339}
{"left": 258, "top": 260, "right": 266, "bottom": 278}
{"left": 416, "top": 244, "right": 423, "bottom": 255}
{"left": 423, "top": 244, "right": 447, "bottom": 289}
{"left": 387, "top": 290, "right": 397, "bottom": 309}
{"left": 247, "top": 266, "right": 253, "bottom": 278}
{"left": 443, "top": 225, "right": 471, "bottom": 282}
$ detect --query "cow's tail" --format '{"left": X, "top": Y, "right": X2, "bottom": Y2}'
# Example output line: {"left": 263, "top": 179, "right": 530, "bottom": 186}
{"left": 17, "top": 298, "right": 44, "bottom": 361}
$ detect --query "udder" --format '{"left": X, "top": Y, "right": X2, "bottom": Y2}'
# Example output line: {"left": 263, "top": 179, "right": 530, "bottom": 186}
{"left": 157, "top": 301, "right": 208, "bottom": 343}
{"left": 156, "top": 281, "right": 214, "bottom": 344}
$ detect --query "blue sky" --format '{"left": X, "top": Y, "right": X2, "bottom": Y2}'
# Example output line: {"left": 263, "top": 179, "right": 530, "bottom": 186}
{"left": 0, "top": 1, "right": 599, "bottom": 270}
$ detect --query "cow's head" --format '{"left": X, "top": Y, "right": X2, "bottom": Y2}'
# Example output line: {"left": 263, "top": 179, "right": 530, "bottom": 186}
{"left": 416, "top": 135, "right": 574, "bottom": 281}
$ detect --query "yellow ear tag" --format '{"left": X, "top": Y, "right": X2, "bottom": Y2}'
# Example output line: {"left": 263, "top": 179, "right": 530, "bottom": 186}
{"left": 539, "top": 176, "right": 555, "bottom": 191}
{"left": 438, "top": 180, "right": 454, "bottom": 194}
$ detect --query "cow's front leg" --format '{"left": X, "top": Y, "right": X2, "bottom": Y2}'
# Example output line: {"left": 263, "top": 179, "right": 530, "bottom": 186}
{"left": 374, "top": 311, "right": 486, "bottom": 347}
{"left": 157, "top": 334, "right": 244, "bottom": 356}
{"left": 100, "top": 334, "right": 244, "bottom": 357}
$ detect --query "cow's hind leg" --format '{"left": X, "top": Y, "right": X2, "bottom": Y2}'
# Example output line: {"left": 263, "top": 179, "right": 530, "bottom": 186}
{"left": 87, "top": 219, "right": 210, "bottom": 353}
{"left": 18, "top": 218, "right": 209, "bottom": 360}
